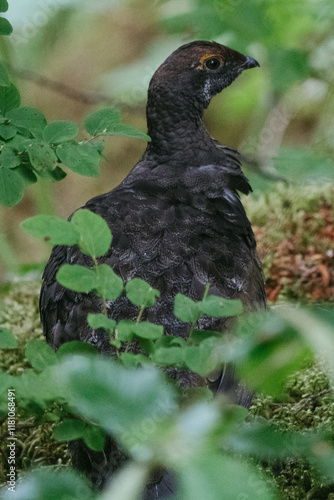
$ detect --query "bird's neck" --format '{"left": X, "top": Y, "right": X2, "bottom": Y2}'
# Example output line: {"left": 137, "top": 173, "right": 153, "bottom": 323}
{"left": 145, "top": 85, "right": 211, "bottom": 157}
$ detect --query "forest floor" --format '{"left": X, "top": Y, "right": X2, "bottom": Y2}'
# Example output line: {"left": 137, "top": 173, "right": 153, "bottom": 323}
{"left": 0, "top": 181, "right": 333, "bottom": 499}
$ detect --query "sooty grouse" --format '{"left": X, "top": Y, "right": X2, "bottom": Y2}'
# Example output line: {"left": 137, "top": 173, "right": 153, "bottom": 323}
{"left": 40, "top": 40, "right": 265, "bottom": 497}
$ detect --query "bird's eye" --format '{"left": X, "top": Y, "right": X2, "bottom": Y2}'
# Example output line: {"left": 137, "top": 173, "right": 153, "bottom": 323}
{"left": 205, "top": 57, "right": 221, "bottom": 70}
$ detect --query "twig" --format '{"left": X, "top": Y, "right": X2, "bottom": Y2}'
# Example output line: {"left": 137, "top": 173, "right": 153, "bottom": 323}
{"left": 295, "top": 388, "right": 331, "bottom": 414}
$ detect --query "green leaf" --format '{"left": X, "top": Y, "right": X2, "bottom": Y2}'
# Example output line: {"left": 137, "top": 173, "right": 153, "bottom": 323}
{"left": 84, "top": 108, "right": 122, "bottom": 136}
{"left": 184, "top": 344, "right": 217, "bottom": 377}
{"left": 174, "top": 293, "right": 200, "bottom": 323}
{"left": 7, "top": 107, "right": 47, "bottom": 131}
{"left": 70, "top": 209, "right": 112, "bottom": 257}
{"left": 115, "top": 319, "right": 136, "bottom": 342}
{"left": 133, "top": 322, "right": 164, "bottom": 340}
{"left": 125, "top": 278, "right": 160, "bottom": 307}
{"left": 55, "top": 354, "right": 176, "bottom": 434}
{"left": 0, "top": 123, "right": 16, "bottom": 141}
{"left": 87, "top": 313, "right": 116, "bottom": 333}
{"left": 2, "top": 467, "right": 94, "bottom": 500}
{"left": 56, "top": 341, "right": 97, "bottom": 359}
{"left": 20, "top": 215, "right": 79, "bottom": 246}
{"left": 52, "top": 418, "right": 106, "bottom": 452}
{"left": 25, "top": 339, "right": 57, "bottom": 372}
{"left": 0, "top": 144, "right": 20, "bottom": 168}
{"left": 178, "top": 453, "right": 278, "bottom": 500}
{"left": 110, "top": 123, "right": 151, "bottom": 141}
{"left": 0, "top": 62, "right": 10, "bottom": 86}
{"left": 120, "top": 352, "right": 151, "bottom": 368}
{"left": 0, "top": 327, "right": 17, "bottom": 348}
{"left": 56, "top": 264, "right": 97, "bottom": 293}
{"left": 0, "top": 1, "right": 9, "bottom": 13}
{"left": 0, "top": 167, "right": 25, "bottom": 206}
{"left": 199, "top": 296, "right": 243, "bottom": 317}
{"left": 43, "top": 120, "right": 79, "bottom": 144}
{"left": 95, "top": 263, "right": 124, "bottom": 300}
{"left": 57, "top": 141, "right": 100, "bottom": 177}
{"left": 27, "top": 140, "right": 58, "bottom": 172}
{"left": 152, "top": 346, "right": 185, "bottom": 366}
{"left": 0, "top": 83, "right": 20, "bottom": 114}
{"left": 0, "top": 16, "right": 12, "bottom": 35}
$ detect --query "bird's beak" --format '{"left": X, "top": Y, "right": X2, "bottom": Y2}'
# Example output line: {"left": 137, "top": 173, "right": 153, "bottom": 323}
{"left": 241, "top": 56, "right": 260, "bottom": 70}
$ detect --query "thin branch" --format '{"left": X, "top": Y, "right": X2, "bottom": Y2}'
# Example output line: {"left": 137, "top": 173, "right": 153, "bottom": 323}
{"left": 295, "top": 388, "right": 332, "bottom": 414}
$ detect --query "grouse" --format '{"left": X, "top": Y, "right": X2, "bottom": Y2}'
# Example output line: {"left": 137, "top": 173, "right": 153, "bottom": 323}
{"left": 40, "top": 40, "right": 265, "bottom": 497}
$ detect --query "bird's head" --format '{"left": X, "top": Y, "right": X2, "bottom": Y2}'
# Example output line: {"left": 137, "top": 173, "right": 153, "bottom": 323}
{"left": 149, "top": 40, "right": 259, "bottom": 109}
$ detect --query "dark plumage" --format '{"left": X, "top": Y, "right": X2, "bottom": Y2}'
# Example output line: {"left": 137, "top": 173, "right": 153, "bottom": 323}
{"left": 40, "top": 41, "right": 265, "bottom": 497}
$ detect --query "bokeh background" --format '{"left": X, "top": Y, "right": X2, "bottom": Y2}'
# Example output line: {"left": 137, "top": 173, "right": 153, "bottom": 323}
{"left": 1, "top": 0, "right": 334, "bottom": 279}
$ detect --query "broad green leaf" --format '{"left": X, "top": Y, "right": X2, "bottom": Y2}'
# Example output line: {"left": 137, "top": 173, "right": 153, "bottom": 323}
{"left": 52, "top": 418, "right": 106, "bottom": 452}
{"left": 2, "top": 467, "right": 94, "bottom": 500}
{"left": 21, "top": 215, "right": 79, "bottom": 246}
{"left": 110, "top": 123, "right": 151, "bottom": 141}
{"left": 0, "top": 144, "right": 21, "bottom": 168}
{"left": 0, "top": 167, "right": 25, "bottom": 206}
{"left": 95, "top": 263, "right": 124, "bottom": 300}
{"left": 7, "top": 107, "right": 47, "bottom": 131}
{"left": 0, "top": 1, "right": 9, "bottom": 12}
{"left": 71, "top": 209, "right": 112, "bottom": 257}
{"left": 116, "top": 319, "right": 136, "bottom": 342}
{"left": 43, "top": 120, "right": 79, "bottom": 144}
{"left": 87, "top": 313, "right": 116, "bottom": 333}
{"left": 57, "top": 141, "right": 100, "bottom": 176}
{"left": 0, "top": 327, "right": 17, "bottom": 348}
{"left": 178, "top": 453, "right": 278, "bottom": 500}
{"left": 133, "top": 322, "right": 164, "bottom": 340}
{"left": 174, "top": 293, "right": 199, "bottom": 323}
{"left": 199, "top": 296, "right": 243, "bottom": 317}
{"left": 84, "top": 108, "right": 122, "bottom": 136}
{"left": 0, "top": 16, "right": 12, "bottom": 35}
{"left": 36, "top": 165, "right": 66, "bottom": 182}
{"left": 152, "top": 347, "right": 185, "bottom": 366}
{"left": 0, "top": 83, "right": 20, "bottom": 114}
{"left": 0, "top": 62, "right": 9, "bottom": 86}
{"left": 55, "top": 354, "right": 176, "bottom": 434}
{"left": 26, "top": 140, "right": 58, "bottom": 172}
{"left": 56, "top": 341, "right": 97, "bottom": 359}
{"left": 125, "top": 278, "right": 160, "bottom": 307}
{"left": 25, "top": 339, "right": 57, "bottom": 372}
{"left": 184, "top": 344, "right": 217, "bottom": 377}
{"left": 56, "top": 264, "right": 97, "bottom": 293}
{"left": 0, "top": 123, "right": 16, "bottom": 140}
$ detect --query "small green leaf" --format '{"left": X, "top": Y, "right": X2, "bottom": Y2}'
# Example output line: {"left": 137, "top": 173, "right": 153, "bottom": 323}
{"left": 87, "top": 313, "right": 116, "bottom": 333}
{"left": 71, "top": 209, "right": 112, "bottom": 257}
{"left": 0, "top": 167, "right": 25, "bottom": 206}
{"left": 0, "top": 123, "right": 16, "bottom": 141}
{"left": 0, "top": 83, "right": 20, "bottom": 114}
{"left": 120, "top": 352, "right": 151, "bottom": 368}
{"left": 25, "top": 339, "right": 57, "bottom": 372}
{"left": 56, "top": 264, "right": 98, "bottom": 293}
{"left": 57, "top": 141, "right": 100, "bottom": 176}
{"left": 115, "top": 319, "right": 136, "bottom": 342}
{"left": 110, "top": 123, "right": 151, "bottom": 141}
{"left": 27, "top": 140, "right": 58, "bottom": 172}
{"left": 7, "top": 107, "right": 47, "bottom": 131}
{"left": 84, "top": 108, "right": 122, "bottom": 136}
{"left": 174, "top": 293, "right": 200, "bottom": 323}
{"left": 0, "top": 16, "right": 12, "bottom": 36}
{"left": 44, "top": 120, "right": 79, "bottom": 144}
{"left": 21, "top": 215, "right": 79, "bottom": 246}
{"left": 0, "top": 328, "right": 17, "bottom": 349}
{"left": 184, "top": 344, "right": 217, "bottom": 377}
{"left": 0, "top": 62, "right": 10, "bottom": 86}
{"left": 199, "top": 296, "right": 243, "bottom": 317}
{"left": 95, "top": 263, "right": 123, "bottom": 300}
{"left": 125, "top": 278, "right": 160, "bottom": 307}
{"left": 52, "top": 418, "right": 106, "bottom": 452}
{"left": 133, "top": 322, "right": 164, "bottom": 340}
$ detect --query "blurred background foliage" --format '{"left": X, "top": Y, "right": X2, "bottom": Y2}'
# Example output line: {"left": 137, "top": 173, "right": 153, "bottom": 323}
{"left": 0, "top": 0, "right": 334, "bottom": 278}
